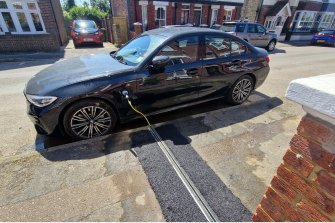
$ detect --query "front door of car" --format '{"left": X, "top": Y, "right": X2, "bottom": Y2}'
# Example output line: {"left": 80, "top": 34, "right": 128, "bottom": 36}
{"left": 199, "top": 34, "right": 250, "bottom": 99}
{"left": 134, "top": 35, "right": 202, "bottom": 112}
{"left": 256, "top": 24, "right": 270, "bottom": 47}
{"left": 246, "top": 24, "right": 259, "bottom": 45}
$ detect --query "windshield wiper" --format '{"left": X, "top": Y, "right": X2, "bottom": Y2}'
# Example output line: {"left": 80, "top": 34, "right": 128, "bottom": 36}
{"left": 115, "top": 55, "right": 127, "bottom": 65}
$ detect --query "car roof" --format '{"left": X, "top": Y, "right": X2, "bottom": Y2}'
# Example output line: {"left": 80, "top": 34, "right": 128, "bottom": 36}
{"left": 222, "top": 21, "right": 261, "bottom": 25}
{"left": 143, "top": 27, "right": 222, "bottom": 38}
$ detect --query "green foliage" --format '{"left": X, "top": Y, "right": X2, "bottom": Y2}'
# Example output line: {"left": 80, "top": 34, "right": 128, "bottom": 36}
{"left": 62, "top": 0, "right": 76, "bottom": 11}
{"left": 67, "top": 6, "right": 107, "bottom": 26}
{"left": 90, "top": 0, "right": 110, "bottom": 13}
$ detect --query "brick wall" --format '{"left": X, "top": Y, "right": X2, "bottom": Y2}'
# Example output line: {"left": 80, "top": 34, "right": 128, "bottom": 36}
{"left": 0, "top": 33, "right": 59, "bottom": 52}
{"left": 257, "top": 6, "right": 271, "bottom": 24}
{"left": 49, "top": 0, "right": 68, "bottom": 45}
{"left": 111, "top": 0, "right": 128, "bottom": 17}
{"left": 253, "top": 115, "right": 335, "bottom": 222}
{"left": 297, "top": 1, "right": 323, "bottom": 11}
{"left": 0, "top": 0, "right": 66, "bottom": 52}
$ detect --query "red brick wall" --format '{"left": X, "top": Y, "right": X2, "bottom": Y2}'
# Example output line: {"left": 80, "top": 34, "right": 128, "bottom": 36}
{"left": 217, "top": 6, "right": 225, "bottom": 24}
{"left": 147, "top": 1, "right": 155, "bottom": 30}
{"left": 257, "top": 6, "right": 271, "bottom": 24}
{"left": 175, "top": 3, "right": 182, "bottom": 25}
{"left": 189, "top": 4, "right": 195, "bottom": 24}
{"left": 166, "top": 3, "right": 174, "bottom": 26}
{"left": 202, "top": 4, "right": 210, "bottom": 25}
{"left": 253, "top": 115, "right": 335, "bottom": 222}
{"left": 0, "top": 0, "right": 66, "bottom": 52}
{"left": 0, "top": 33, "right": 59, "bottom": 52}
{"left": 297, "top": 1, "right": 322, "bottom": 11}
{"left": 49, "top": 0, "right": 68, "bottom": 45}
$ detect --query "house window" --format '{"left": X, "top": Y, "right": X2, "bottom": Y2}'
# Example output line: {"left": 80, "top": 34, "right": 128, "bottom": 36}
{"left": 0, "top": 0, "right": 46, "bottom": 34}
{"left": 194, "top": 5, "right": 202, "bottom": 26}
{"left": 319, "top": 13, "right": 335, "bottom": 30}
{"left": 155, "top": 6, "right": 166, "bottom": 28}
{"left": 141, "top": 5, "right": 147, "bottom": 31}
{"left": 181, "top": 4, "right": 190, "bottom": 25}
{"left": 225, "top": 9, "right": 233, "bottom": 21}
{"left": 293, "top": 11, "right": 317, "bottom": 32}
{"left": 211, "top": 9, "right": 218, "bottom": 26}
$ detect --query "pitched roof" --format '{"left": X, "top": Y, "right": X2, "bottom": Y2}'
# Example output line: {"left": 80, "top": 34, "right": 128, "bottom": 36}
{"left": 266, "top": 0, "right": 289, "bottom": 16}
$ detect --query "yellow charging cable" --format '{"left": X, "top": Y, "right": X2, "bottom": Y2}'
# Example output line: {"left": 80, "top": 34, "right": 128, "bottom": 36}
{"left": 125, "top": 94, "right": 151, "bottom": 126}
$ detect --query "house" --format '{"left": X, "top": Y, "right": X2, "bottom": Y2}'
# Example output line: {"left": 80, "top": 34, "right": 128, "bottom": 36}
{"left": 0, "top": 0, "right": 67, "bottom": 52}
{"left": 243, "top": 0, "right": 335, "bottom": 41}
{"left": 110, "top": 0, "right": 244, "bottom": 32}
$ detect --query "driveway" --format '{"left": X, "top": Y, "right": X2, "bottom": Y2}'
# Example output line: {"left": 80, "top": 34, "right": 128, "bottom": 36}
{"left": 0, "top": 42, "right": 335, "bottom": 221}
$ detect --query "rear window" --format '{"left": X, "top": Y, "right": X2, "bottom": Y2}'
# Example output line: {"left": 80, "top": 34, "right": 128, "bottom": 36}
{"left": 221, "top": 23, "right": 236, "bottom": 32}
{"left": 221, "top": 23, "right": 246, "bottom": 32}
{"left": 75, "top": 20, "right": 97, "bottom": 29}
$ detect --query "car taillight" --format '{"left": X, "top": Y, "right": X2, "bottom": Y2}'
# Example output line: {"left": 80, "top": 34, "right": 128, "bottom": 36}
{"left": 331, "top": 34, "right": 335, "bottom": 38}
{"left": 265, "top": 56, "right": 270, "bottom": 63}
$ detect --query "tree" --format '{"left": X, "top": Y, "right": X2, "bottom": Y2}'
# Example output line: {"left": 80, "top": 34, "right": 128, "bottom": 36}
{"left": 68, "top": 6, "right": 107, "bottom": 26}
{"left": 90, "top": 0, "right": 110, "bottom": 14}
{"left": 63, "top": 0, "right": 76, "bottom": 11}
{"left": 83, "top": 1, "right": 89, "bottom": 8}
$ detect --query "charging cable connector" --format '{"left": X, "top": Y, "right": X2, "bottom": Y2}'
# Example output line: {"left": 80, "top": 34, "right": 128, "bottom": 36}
{"left": 122, "top": 90, "right": 151, "bottom": 126}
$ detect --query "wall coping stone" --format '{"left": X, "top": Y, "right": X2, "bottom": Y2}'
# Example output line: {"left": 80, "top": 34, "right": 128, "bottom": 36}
{"left": 286, "top": 73, "right": 335, "bottom": 125}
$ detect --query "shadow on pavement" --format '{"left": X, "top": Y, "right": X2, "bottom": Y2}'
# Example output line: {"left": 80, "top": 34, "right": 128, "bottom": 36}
{"left": 38, "top": 91, "right": 282, "bottom": 161}
{"left": 270, "top": 48, "right": 286, "bottom": 54}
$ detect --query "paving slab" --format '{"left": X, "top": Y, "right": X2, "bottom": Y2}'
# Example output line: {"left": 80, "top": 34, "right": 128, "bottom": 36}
{"left": 0, "top": 130, "right": 164, "bottom": 222}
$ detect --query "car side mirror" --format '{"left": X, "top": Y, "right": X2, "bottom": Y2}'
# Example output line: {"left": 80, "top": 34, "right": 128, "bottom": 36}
{"left": 152, "top": 56, "right": 170, "bottom": 69}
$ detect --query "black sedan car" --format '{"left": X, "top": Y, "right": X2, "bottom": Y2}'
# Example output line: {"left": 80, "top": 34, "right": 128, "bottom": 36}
{"left": 24, "top": 27, "right": 270, "bottom": 139}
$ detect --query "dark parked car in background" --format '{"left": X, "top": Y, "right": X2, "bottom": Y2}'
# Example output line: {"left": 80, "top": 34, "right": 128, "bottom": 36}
{"left": 311, "top": 30, "right": 335, "bottom": 47}
{"left": 24, "top": 27, "right": 270, "bottom": 139}
{"left": 70, "top": 20, "right": 103, "bottom": 47}
{"left": 221, "top": 22, "right": 277, "bottom": 51}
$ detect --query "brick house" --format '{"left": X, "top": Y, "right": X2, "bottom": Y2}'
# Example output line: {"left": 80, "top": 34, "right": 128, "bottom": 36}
{"left": 242, "top": 0, "right": 335, "bottom": 41}
{"left": 110, "top": 0, "right": 244, "bottom": 32}
{"left": 0, "top": 0, "right": 67, "bottom": 52}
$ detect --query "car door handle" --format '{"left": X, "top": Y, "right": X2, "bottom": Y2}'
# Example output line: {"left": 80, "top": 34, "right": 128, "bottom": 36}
{"left": 187, "top": 68, "right": 198, "bottom": 75}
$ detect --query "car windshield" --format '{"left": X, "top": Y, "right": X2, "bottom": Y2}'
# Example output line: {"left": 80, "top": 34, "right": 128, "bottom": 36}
{"left": 75, "top": 20, "right": 97, "bottom": 29}
{"left": 221, "top": 24, "right": 236, "bottom": 32}
{"left": 113, "top": 35, "right": 165, "bottom": 66}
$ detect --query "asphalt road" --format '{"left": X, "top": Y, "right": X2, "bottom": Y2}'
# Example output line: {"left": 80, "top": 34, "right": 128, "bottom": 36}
{"left": 1, "top": 42, "right": 335, "bottom": 221}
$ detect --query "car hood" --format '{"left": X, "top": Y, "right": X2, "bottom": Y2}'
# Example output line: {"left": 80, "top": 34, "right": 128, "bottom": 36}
{"left": 25, "top": 53, "right": 133, "bottom": 95}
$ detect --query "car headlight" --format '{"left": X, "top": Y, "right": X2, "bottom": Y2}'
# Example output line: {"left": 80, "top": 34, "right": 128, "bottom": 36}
{"left": 26, "top": 94, "right": 57, "bottom": 107}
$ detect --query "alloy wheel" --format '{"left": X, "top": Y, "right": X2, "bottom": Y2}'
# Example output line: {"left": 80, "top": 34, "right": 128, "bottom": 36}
{"left": 70, "top": 106, "right": 112, "bottom": 138}
{"left": 268, "top": 41, "right": 275, "bottom": 51}
{"left": 232, "top": 79, "right": 252, "bottom": 103}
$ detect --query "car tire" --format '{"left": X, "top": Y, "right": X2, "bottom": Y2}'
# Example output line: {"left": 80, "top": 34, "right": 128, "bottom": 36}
{"left": 99, "top": 42, "right": 104, "bottom": 47}
{"left": 266, "top": 40, "right": 276, "bottom": 51}
{"left": 225, "top": 75, "right": 254, "bottom": 105}
{"left": 63, "top": 99, "right": 117, "bottom": 140}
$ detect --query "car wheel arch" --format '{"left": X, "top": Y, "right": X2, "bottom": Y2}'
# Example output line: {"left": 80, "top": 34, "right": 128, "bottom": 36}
{"left": 58, "top": 96, "right": 120, "bottom": 134}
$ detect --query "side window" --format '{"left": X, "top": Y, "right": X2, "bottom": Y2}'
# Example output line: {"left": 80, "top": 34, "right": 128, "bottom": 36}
{"left": 205, "top": 35, "right": 248, "bottom": 59}
{"left": 236, "top": 23, "right": 246, "bottom": 32}
{"left": 157, "top": 36, "right": 200, "bottom": 64}
{"left": 205, "top": 36, "right": 231, "bottom": 59}
{"left": 257, "top": 25, "right": 266, "bottom": 34}
{"left": 247, "top": 24, "right": 257, "bottom": 33}
{"left": 231, "top": 40, "right": 247, "bottom": 56}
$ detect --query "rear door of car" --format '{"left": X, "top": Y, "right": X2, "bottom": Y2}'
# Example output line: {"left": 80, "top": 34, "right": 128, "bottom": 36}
{"left": 198, "top": 33, "right": 251, "bottom": 99}
{"left": 135, "top": 35, "right": 202, "bottom": 112}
